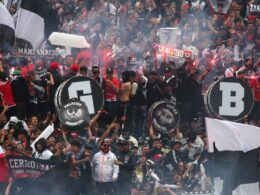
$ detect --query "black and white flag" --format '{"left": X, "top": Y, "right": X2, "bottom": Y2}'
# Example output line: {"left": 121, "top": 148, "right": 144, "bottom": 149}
{"left": 15, "top": 0, "right": 59, "bottom": 48}
{"left": 205, "top": 118, "right": 260, "bottom": 195}
{"left": 0, "top": 2, "right": 15, "bottom": 47}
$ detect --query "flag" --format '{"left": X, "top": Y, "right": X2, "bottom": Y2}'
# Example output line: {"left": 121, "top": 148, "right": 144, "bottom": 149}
{"left": 0, "top": 2, "right": 15, "bottom": 47}
{"left": 158, "top": 28, "right": 181, "bottom": 48}
{"left": 18, "top": 164, "right": 71, "bottom": 195}
{"left": 3, "top": 0, "right": 20, "bottom": 10}
{"left": 48, "top": 32, "right": 91, "bottom": 48}
{"left": 205, "top": 118, "right": 260, "bottom": 195}
{"left": 15, "top": 0, "right": 59, "bottom": 48}
{"left": 209, "top": 0, "right": 232, "bottom": 14}
{"left": 7, "top": 155, "right": 60, "bottom": 179}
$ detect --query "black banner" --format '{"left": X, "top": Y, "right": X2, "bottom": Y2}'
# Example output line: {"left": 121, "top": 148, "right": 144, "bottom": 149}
{"left": 59, "top": 98, "right": 90, "bottom": 131}
{"left": 7, "top": 155, "right": 62, "bottom": 179}
{"left": 17, "top": 48, "right": 65, "bottom": 57}
{"left": 4, "top": 48, "right": 67, "bottom": 60}
{"left": 55, "top": 76, "right": 104, "bottom": 118}
{"left": 149, "top": 101, "right": 180, "bottom": 134}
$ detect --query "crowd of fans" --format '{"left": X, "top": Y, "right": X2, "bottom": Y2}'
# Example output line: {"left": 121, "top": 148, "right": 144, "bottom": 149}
{"left": 0, "top": 0, "right": 260, "bottom": 195}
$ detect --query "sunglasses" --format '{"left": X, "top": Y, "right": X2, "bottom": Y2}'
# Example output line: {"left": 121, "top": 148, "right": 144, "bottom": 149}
{"left": 102, "top": 144, "right": 110, "bottom": 147}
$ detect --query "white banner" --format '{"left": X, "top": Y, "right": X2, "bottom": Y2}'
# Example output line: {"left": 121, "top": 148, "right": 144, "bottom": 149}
{"left": 31, "top": 124, "right": 54, "bottom": 153}
{"left": 158, "top": 28, "right": 182, "bottom": 48}
{"left": 205, "top": 118, "right": 260, "bottom": 153}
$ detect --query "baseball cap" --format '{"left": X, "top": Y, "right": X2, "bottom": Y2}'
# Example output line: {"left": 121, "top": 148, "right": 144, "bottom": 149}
{"left": 84, "top": 144, "right": 93, "bottom": 150}
{"left": 164, "top": 66, "right": 172, "bottom": 73}
{"left": 36, "top": 66, "right": 47, "bottom": 78}
{"left": 119, "top": 139, "right": 130, "bottom": 145}
{"left": 13, "top": 70, "right": 21, "bottom": 76}
{"left": 152, "top": 138, "right": 161, "bottom": 143}
{"left": 92, "top": 65, "right": 100, "bottom": 72}
{"left": 106, "top": 67, "right": 113, "bottom": 74}
{"left": 70, "top": 64, "right": 79, "bottom": 72}
{"left": 50, "top": 61, "right": 60, "bottom": 70}
{"left": 9, "top": 116, "right": 19, "bottom": 126}
{"left": 170, "top": 140, "right": 182, "bottom": 147}
{"left": 100, "top": 139, "right": 110, "bottom": 146}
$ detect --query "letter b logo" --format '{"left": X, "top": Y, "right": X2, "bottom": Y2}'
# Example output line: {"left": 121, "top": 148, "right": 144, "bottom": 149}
{"left": 219, "top": 82, "right": 244, "bottom": 116}
{"left": 206, "top": 78, "right": 254, "bottom": 121}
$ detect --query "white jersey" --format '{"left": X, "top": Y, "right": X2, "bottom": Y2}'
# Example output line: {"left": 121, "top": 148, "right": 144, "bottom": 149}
{"left": 92, "top": 151, "right": 119, "bottom": 183}
{"left": 34, "top": 149, "right": 53, "bottom": 160}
